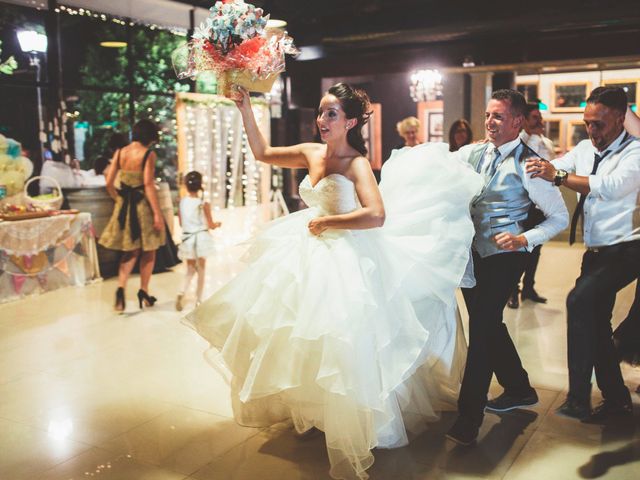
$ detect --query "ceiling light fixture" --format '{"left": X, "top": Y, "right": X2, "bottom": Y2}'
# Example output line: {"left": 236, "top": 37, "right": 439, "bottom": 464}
{"left": 100, "top": 41, "right": 127, "bottom": 48}
{"left": 266, "top": 19, "right": 287, "bottom": 29}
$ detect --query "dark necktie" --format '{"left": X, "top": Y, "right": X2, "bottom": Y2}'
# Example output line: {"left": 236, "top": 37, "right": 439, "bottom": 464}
{"left": 484, "top": 147, "right": 501, "bottom": 180}
{"left": 568, "top": 150, "right": 609, "bottom": 245}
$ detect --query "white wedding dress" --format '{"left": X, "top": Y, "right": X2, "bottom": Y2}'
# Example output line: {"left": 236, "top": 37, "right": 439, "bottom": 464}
{"left": 185, "top": 143, "right": 483, "bottom": 479}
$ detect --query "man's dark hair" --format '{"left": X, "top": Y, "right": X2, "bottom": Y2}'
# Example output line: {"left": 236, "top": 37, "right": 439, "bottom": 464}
{"left": 524, "top": 102, "right": 540, "bottom": 118}
{"left": 491, "top": 89, "right": 527, "bottom": 117}
{"left": 586, "top": 86, "right": 628, "bottom": 115}
{"left": 131, "top": 119, "right": 159, "bottom": 145}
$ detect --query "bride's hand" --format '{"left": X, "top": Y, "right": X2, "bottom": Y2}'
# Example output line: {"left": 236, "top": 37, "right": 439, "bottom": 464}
{"left": 308, "top": 217, "right": 328, "bottom": 236}
{"left": 232, "top": 86, "right": 251, "bottom": 111}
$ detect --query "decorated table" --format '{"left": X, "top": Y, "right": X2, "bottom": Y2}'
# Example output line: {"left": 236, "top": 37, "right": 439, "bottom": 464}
{"left": 0, "top": 212, "right": 100, "bottom": 303}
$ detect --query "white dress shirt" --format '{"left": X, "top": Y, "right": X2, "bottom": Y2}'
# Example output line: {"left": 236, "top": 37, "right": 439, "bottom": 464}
{"left": 456, "top": 138, "right": 569, "bottom": 250}
{"left": 552, "top": 130, "right": 640, "bottom": 247}
{"left": 520, "top": 131, "right": 555, "bottom": 160}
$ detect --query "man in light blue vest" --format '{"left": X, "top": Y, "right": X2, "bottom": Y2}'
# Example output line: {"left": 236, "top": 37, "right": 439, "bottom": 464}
{"left": 446, "top": 89, "right": 569, "bottom": 445}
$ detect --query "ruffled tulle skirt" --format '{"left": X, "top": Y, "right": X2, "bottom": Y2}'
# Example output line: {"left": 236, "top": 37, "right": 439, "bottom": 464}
{"left": 184, "top": 143, "right": 483, "bottom": 479}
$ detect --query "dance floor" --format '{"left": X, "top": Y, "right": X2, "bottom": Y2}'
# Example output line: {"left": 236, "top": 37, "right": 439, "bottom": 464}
{"left": 0, "top": 226, "right": 638, "bottom": 479}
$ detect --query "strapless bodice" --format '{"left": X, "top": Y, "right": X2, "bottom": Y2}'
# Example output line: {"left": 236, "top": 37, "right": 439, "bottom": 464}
{"left": 298, "top": 174, "right": 359, "bottom": 215}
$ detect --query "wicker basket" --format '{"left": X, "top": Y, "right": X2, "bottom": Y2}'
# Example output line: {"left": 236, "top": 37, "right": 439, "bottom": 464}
{"left": 24, "top": 176, "right": 64, "bottom": 210}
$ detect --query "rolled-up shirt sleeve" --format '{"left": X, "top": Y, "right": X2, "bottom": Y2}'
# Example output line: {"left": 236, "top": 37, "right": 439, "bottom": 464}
{"left": 521, "top": 175, "right": 569, "bottom": 249}
{"left": 551, "top": 146, "right": 579, "bottom": 172}
{"left": 588, "top": 143, "right": 640, "bottom": 200}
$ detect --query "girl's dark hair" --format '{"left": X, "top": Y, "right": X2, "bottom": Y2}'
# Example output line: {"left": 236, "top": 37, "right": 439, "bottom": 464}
{"left": 327, "top": 83, "right": 372, "bottom": 156}
{"left": 448, "top": 119, "right": 473, "bottom": 152}
{"left": 184, "top": 170, "right": 203, "bottom": 193}
{"left": 132, "top": 119, "right": 160, "bottom": 145}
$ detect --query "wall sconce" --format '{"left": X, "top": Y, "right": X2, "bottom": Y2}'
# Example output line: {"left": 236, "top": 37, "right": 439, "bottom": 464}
{"left": 409, "top": 69, "right": 443, "bottom": 102}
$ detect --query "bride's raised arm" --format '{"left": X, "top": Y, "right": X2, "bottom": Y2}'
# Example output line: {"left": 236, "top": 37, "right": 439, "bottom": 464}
{"left": 234, "top": 87, "right": 314, "bottom": 169}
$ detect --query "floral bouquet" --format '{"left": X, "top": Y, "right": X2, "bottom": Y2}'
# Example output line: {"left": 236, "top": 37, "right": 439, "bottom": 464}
{"left": 172, "top": 0, "right": 298, "bottom": 96}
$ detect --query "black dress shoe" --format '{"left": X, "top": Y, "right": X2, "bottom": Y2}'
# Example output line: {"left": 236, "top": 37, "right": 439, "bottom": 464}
{"left": 555, "top": 397, "right": 591, "bottom": 421}
{"left": 446, "top": 416, "right": 480, "bottom": 446}
{"left": 583, "top": 399, "right": 633, "bottom": 423}
{"left": 486, "top": 390, "right": 538, "bottom": 412}
{"left": 507, "top": 292, "right": 520, "bottom": 309}
{"left": 521, "top": 288, "right": 547, "bottom": 303}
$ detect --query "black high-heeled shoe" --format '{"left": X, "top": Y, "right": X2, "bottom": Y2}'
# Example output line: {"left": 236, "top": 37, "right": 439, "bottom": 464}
{"left": 115, "top": 287, "right": 125, "bottom": 312}
{"left": 137, "top": 289, "right": 157, "bottom": 309}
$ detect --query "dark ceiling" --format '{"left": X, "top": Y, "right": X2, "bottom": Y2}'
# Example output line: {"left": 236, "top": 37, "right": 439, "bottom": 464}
{"left": 172, "top": 0, "right": 640, "bottom": 52}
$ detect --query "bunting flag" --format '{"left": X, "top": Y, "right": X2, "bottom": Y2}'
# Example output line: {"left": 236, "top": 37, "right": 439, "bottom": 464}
{"left": 56, "top": 257, "right": 70, "bottom": 277}
{"left": 10, "top": 252, "right": 49, "bottom": 274}
{"left": 46, "top": 247, "right": 56, "bottom": 265}
{"left": 63, "top": 236, "right": 76, "bottom": 250}
{"left": 36, "top": 272, "right": 48, "bottom": 289}
{"left": 73, "top": 241, "right": 85, "bottom": 256}
{"left": 12, "top": 274, "right": 27, "bottom": 295}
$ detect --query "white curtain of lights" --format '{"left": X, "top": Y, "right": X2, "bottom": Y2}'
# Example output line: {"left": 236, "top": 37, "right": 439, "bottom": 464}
{"left": 176, "top": 93, "right": 270, "bottom": 211}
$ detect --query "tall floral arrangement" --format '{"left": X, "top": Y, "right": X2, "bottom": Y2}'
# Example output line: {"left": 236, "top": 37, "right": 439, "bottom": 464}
{"left": 172, "top": 0, "right": 297, "bottom": 95}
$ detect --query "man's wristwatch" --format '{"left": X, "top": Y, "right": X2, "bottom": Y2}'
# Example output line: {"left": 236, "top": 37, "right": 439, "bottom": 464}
{"left": 554, "top": 169, "right": 568, "bottom": 186}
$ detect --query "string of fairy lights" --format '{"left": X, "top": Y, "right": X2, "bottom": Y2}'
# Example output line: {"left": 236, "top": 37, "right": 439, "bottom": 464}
{"left": 179, "top": 96, "right": 269, "bottom": 211}
{"left": 53, "top": 4, "right": 188, "bottom": 36}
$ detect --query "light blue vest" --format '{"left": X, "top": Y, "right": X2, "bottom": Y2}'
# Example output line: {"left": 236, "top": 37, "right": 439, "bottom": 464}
{"left": 468, "top": 142, "right": 535, "bottom": 257}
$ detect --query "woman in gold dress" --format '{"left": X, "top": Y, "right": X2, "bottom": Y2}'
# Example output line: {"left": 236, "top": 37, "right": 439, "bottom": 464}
{"left": 99, "top": 120, "right": 165, "bottom": 311}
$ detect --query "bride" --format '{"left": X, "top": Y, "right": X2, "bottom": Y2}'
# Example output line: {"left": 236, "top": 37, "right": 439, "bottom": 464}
{"left": 185, "top": 83, "right": 483, "bottom": 479}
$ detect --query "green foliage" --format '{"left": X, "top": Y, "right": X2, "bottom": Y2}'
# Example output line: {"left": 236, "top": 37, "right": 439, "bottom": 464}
{"left": 0, "top": 42, "right": 17, "bottom": 75}
{"left": 76, "top": 22, "right": 191, "bottom": 184}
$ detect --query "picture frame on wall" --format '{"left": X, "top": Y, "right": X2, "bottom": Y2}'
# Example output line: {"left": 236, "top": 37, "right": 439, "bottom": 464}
{"left": 567, "top": 120, "right": 589, "bottom": 149}
{"left": 543, "top": 117, "right": 564, "bottom": 154}
{"left": 428, "top": 112, "right": 443, "bottom": 137}
{"left": 417, "top": 100, "right": 444, "bottom": 143}
{"left": 603, "top": 79, "right": 639, "bottom": 109}
{"left": 551, "top": 82, "right": 591, "bottom": 112}
{"left": 517, "top": 82, "right": 539, "bottom": 103}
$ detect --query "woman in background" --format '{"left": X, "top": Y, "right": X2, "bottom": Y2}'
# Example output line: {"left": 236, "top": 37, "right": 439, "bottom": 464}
{"left": 395, "top": 116, "right": 421, "bottom": 148}
{"left": 99, "top": 120, "right": 165, "bottom": 312}
{"left": 448, "top": 119, "right": 473, "bottom": 152}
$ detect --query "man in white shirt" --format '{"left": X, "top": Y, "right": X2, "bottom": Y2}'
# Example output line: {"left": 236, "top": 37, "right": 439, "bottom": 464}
{"left": 446, "top": 90, "right": 569, "bottom": 445}
{"left": 508, "top": 103, "right": 558, "bottom": 308}
{"left": 527, "top": 86, "right": 640, "bottom": 422}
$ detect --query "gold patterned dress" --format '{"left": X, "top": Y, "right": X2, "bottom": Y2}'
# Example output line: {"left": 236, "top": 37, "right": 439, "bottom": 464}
{"left": 99, "top": 169, "right": 166, "bottom": 252}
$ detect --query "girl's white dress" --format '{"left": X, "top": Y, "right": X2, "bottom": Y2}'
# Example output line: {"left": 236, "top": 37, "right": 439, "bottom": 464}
{"left": 178, "top": 196, "right": 216, "bottom": 260}
{"left": 185, "top": 143, "right": 483, "bottom": 479}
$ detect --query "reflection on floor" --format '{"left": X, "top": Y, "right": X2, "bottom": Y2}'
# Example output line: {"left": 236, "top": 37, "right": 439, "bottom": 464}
{"left": 0, "top": 240, "right": 638, "bottom": 480}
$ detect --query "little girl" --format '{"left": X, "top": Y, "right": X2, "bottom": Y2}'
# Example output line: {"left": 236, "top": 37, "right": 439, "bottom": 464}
{"left": 176, "top": 171, "right": 221, "bottom": 311}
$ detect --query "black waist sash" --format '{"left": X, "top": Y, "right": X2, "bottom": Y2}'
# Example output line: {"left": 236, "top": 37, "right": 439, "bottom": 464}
{"left": 117, "top": 182, "right": 145, "bottom": 241}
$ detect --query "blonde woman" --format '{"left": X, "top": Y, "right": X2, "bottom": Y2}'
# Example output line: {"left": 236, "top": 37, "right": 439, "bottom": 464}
{"left": 395, "top": 116, "right": 421, "bottom": 148}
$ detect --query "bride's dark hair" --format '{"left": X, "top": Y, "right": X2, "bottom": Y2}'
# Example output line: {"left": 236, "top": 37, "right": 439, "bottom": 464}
{"left": 327, "top": 83, "right": 372, "bottom": 156}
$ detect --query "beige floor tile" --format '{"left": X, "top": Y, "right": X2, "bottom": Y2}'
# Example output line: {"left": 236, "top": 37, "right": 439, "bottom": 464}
{"left": 1, "top": 241, "right": 638, "bottom": 480}
{"left": 0, "top": 417, "right": 92, "bottom": 480}
{"left": 503, "top": 429, "right": 640, "bottom": 480}
{"left": 38, "top": 447, "right": 190, "bottom": 480}
{"left": 191, "top": 428, "right": 333, "bottom": 480}
{"left": 99, "top": 406, "right": 261, "bottom": 476}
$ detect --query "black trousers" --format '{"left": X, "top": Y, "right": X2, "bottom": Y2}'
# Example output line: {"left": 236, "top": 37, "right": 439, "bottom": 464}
{"left": 566, "top": 240, "right": 640, "bottom": 405}
{"left": 514, "top": 244, "right": 542, "bottom": 292}
{"left": 459, "top": 251, "right": 533, "bottom": 423}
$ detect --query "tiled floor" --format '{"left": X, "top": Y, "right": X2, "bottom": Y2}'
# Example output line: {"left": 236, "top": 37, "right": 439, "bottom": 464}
{"left": 1, "top": 240, "right": 638, "bottom": 479}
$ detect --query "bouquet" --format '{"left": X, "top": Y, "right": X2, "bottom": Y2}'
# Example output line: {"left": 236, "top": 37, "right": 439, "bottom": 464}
{"left": 172, "top": 0, "right": 298, "bottom": 96}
